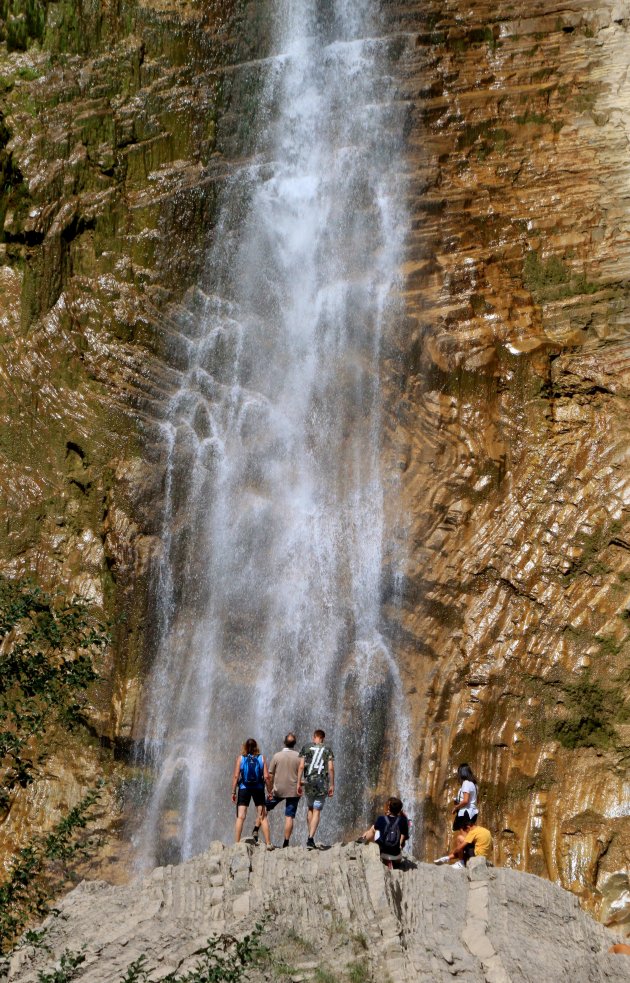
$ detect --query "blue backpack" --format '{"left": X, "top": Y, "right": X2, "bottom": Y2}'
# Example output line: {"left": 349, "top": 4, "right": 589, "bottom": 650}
{"left": 241, "top": 754, "right": 263, "bottom": 788}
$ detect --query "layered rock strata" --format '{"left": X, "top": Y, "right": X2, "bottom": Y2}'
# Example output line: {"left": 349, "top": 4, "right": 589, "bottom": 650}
{"left": 7, "top": 844, "right": 629, "bottom": 983}
{"left": 0, "top": 0, "right": 243, "bottom": 854}
{"left": 384, "top": 0, "right": 630, "bottom": 923}
{"left": 0, "top": 0, "right": 629, "bottom": 930}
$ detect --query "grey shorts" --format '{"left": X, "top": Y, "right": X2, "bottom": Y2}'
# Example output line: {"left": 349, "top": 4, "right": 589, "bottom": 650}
{"left": 305, "top": 790, "right": 327, "bottom": 811}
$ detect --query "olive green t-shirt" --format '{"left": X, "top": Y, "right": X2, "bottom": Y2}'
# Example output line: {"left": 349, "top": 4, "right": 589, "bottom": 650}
{"left": 299, "top": 742, "right": 334, "bottom": 794}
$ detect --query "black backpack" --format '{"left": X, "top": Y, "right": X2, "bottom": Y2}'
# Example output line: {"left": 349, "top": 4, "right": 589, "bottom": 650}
{"left": 381, "top": 815, "right": 402, "bottom": 851}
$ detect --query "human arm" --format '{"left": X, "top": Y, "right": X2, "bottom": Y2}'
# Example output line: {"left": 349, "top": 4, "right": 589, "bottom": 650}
{"left": 358, "top": 824, "right": 376, "bottom": 843}
{"left": 327, "top": 757, "right": 335, "bottom": 797}
{"left": 231, "top": 756, "right": 241, "bottom": 802}
{"left": 452, "top": 782, "right": 474, "bottom": 815}
{"left": 296, "top": 756, "right": 304, "bottom": 796}
{"left": 263, "top": 756, "right": 272, "bottom": 793}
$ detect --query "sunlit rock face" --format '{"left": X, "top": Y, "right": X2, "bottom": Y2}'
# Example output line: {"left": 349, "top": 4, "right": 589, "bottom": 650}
{"left": 0, "top": 0, "right": 628, "bottom": 930}
{"left": 0, "top": 0, "right": 240, "bottom": 854}
{"left": 385, "top": 0, "right": 630, "bottom": 928}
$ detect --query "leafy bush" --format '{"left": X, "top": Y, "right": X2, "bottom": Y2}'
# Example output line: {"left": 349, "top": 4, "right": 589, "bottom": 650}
{"left": 35, "top": 924, "right": 267, "bottom": 983}
{"left": 0, "top": 575, "right": 108, "bottom": 950}
{"left": 0, "top": 575, "right": 107, "bottom": 809}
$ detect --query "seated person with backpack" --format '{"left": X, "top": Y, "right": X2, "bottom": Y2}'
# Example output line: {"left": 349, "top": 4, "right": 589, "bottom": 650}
{"left": 357, "top": 796, "right": 409, "bottom": 868}
{"left": 231, "top": 738, "right": 274, "bottom": 850}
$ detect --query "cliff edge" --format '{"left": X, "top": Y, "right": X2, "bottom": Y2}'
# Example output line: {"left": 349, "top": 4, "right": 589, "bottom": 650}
{"left": 6, "top": 844, "right": 628, "bottom": 983}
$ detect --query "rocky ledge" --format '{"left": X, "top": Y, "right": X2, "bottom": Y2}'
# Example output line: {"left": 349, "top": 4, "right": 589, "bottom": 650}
{"left": 6, "top": 843, "right": 629, "bottom": 983}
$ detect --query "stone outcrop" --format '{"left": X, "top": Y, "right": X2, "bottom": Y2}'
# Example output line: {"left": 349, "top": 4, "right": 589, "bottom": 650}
{"left": 6, "top": 844, "right": 629, "bottom": 982}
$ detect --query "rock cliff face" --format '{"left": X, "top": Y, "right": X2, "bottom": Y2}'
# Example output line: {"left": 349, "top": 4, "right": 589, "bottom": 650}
{"left": 6, "top": 845, "right": 629, "bottom": 983}
{"left": 0, "top": 0, "right": 628, "bottom": 935}
{"left": 384, "top": 0, "right": 630, "bottom": 927}
{"left": 0, "top": 0, "right": 244, "bottom": 854}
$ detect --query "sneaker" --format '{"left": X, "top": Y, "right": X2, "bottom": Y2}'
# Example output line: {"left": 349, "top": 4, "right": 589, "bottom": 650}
{"left": 433, "top": 855, "right": 451, "bottom": 865}
{"left": 451, "top": 860, "right": 465, "bottom": 868}
{"left": 355, "top": 836, "right": 366, "bottom": 845}
{"left": 283, "top": 839, "right": 290, "bottom": 848}
{"left": 266, "top": 843, "right": 275, "bottom": 852}
{"left": 306, "top": 837, "right": 316, "bottom": 850}
{"left": 251, "top": 826, "right": 259, "bottom": 842}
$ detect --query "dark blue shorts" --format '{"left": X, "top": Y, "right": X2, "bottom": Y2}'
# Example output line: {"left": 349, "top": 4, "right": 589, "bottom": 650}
{"left": 266, "top": 795, "right": 300, "bottom": 818}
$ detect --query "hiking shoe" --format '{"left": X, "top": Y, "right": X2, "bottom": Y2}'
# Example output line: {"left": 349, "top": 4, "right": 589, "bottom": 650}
{"left": 355, "top": 836, "right": 366, "bottom": 844}
{"left": 251, "top": 826, "right": 259, "bottom": 841}
{"left": 306, "top": 837, "right": 316, "bottom": 850}
{"left": 282, "top": 839, "right": 290, "bottom": 848}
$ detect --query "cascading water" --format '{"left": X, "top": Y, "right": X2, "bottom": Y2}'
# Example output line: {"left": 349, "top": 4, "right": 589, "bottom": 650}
{"left": 136, "top": 0, "right": 412, "bottom": 866}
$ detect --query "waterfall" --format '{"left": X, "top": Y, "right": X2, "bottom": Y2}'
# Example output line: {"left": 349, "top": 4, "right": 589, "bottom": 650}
{"left": 135, "top": 0, "right": 411, "bottom": 866}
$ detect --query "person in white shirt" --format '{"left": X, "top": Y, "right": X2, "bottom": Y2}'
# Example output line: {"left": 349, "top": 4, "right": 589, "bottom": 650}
{"left": 451, "top": 763, "right": 478, "bottom": 831}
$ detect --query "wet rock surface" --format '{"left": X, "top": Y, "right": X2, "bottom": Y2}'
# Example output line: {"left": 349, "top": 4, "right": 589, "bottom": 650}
{"left": 0, "top": 0, "right": 628, "bottom": 931}
{"left": 7, "top": 845, "right": 629, "bottom": 983}
{"left": 383, "top": 0, "right": 630, "bottom": 922}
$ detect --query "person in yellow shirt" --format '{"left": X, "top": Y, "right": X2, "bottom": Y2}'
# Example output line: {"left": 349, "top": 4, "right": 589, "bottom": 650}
{"left": 449, "top": 816, "right": 493, "bottom": 866}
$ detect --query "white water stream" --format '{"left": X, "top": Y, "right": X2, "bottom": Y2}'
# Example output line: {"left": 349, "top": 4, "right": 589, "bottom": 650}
{"left": 136, "top": 0, "right": 412, "bottom": 866}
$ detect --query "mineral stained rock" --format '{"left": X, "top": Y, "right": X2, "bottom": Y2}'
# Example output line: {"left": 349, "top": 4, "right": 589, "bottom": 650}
{"left": 0, "top": 0, "right": 628, "bottom": 930}
{"left": 7, "top": 844, "right": 629, "bottom": 983}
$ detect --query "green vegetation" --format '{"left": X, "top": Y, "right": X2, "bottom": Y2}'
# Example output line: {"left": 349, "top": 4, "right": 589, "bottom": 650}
{"left": 0, "top": 785, "right": 102, "bottom": 952}
{"left": 36, "top": 949, "right": 86, "bottom": 982}
{"left": 0, "top": 575, "right": 108, "bottom": 950}
{"left": 523, "top": 250, "right": 599, "bottom": 302}
{"left": 31, "top": 926, "right": 267, "bottom": 982}
{"left": 456, "top": 120, "right": 510, "bottom": 162}
{"left": 347, "top": 960, "right": 371, "bottom": 983}
{"left": 561, "top": 521, "right": 621, "bottom": 581}
{"left": 314, "top": 970, "right": 338, "bottom": 983}
{"left": 552, "top": 674, "right": 621, "bottom": 749}
{"left": 0, "top": 575, "right": 107, "bottom": 808}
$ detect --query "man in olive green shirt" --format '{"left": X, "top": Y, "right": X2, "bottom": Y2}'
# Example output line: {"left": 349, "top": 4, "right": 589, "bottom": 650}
{"left": 297, "top": 729, "right": 334, "bottom": 849}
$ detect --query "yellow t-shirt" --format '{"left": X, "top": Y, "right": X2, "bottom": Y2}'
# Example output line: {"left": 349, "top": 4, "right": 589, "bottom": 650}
{"left": 464, "top": 825, "right": 493, "bottom": 858}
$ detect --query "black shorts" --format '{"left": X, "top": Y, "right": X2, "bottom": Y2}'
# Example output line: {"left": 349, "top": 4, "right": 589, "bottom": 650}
{"left": 453, "top": 811, "right": 475, "bottom": 831}
{"left": 462, "top": 843, "right": 475, "bottom": 865}
{"left": 236, "top": 787, "right": 266, "bottom": 809}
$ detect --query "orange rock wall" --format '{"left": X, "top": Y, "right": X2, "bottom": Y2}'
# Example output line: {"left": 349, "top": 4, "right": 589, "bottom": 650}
{"left": 385, "top": 0, "right": 629, "bottom": 927}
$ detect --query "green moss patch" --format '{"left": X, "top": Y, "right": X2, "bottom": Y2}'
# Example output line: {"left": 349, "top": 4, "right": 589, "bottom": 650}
{"left": 523, "top": 250, "right": 599, "bottom": 302}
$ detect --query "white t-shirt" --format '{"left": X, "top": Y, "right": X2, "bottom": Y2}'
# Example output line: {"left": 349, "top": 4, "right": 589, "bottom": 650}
{"left": 457, "top": 780, "right": 478, "bottom": 818}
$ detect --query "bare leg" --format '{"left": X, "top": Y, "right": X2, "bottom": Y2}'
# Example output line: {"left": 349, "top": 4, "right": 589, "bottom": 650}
{"left": 257, "top": 804, "right": 271, "bottom": 846}
{"left": 308, "top": 807, "right": 322, "bottom": 839}
{"left": 235, "top": 805, "right": 247, "bottom": 842}
{"left": 284, "top": 815, "right": 294, "bottom": 842}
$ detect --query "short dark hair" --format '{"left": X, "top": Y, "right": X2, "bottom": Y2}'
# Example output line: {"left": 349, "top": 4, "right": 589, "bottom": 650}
{"left": 284, "top": 733, "right": 296, "bottom": 748}
{"left": 313, "top": 728, "right": 325, "bottom": 740}
{"left": 387, "top": 796, "right": 403, "bottom": 815}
